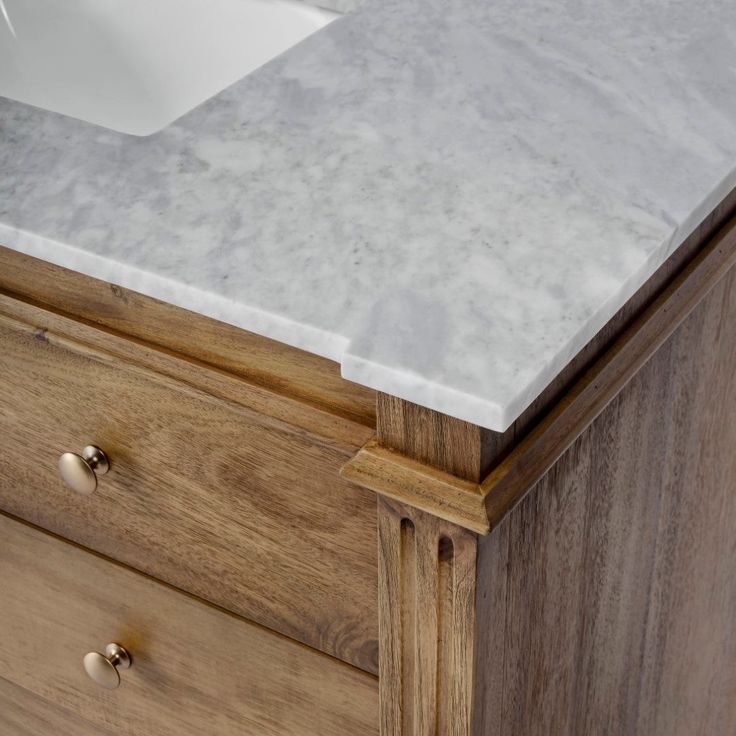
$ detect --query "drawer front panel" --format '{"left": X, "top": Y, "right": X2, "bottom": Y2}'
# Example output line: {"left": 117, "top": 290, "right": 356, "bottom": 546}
{"left": 0, "top": 308, "right": 378, "bottom": 673}
{"left": 0, "top": 514, "right": 378, "bottom": 736}
{"left": 0, "top": 677, "right": 112, "bottom": 736}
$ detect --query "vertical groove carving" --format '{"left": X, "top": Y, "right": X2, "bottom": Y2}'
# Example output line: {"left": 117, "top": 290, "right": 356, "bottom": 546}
{"left": 415, "top": 522, "right": 438, "bottom": 735}
{"left": 400, "top": 519, "right": 417, "bottom": 736}
{"left": 379, "top": 500, "right": 402, "bottom": 736}
{"left": 379, "top": 497, "right": 478, "bottom": 736}
{"left": 437, "top": 537, "right": 454, "bottom": 735}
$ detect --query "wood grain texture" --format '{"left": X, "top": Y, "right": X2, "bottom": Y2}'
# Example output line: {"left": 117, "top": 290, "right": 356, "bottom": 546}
{"left": 0, "top": 301, "right": 378, "bottom": 673}
{"left": 0, "top": 245, "right": 376, "bottom": 430}
{"left": 378, "top": 498, "right": 478, "bottom": 736}
{"left": 0, "top": 290, "right": 372, "bottom": 450}
{"left": 0, "top": 513, "right": 378, "bottom": 736}
{"left": 377, "top": 395, "right": 514, "bottom": 482}
{"left": 472, "top": 264, "right": 736, "bottom": 735}
{"left": 0, "top": 677, "right": 112, "bottom": 736}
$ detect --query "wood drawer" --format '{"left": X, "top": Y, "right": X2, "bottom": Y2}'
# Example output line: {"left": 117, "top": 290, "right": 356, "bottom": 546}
{"left": 0, "top": 514, "right": 378, "bottom": 736}
{"left": 0, "top": 297, "right": 378, "bottom": 673}
{"left": 0, "top": 677, "right": 114, "bottom": 736}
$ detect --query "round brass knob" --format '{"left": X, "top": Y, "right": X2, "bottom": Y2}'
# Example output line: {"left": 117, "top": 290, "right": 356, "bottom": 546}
{"left": 83, "top": 643, "right": 131, "bottom": 689}
{"left": 58, "top": 445, "right": 109, "bottom": 495}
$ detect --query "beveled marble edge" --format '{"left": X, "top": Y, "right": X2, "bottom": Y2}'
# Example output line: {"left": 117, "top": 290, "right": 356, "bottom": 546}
{"left": 4, "top": 162, "right": 734, "bottom": 433}
{"left": 0, "top": 222, "right": 351, "bottom": 361}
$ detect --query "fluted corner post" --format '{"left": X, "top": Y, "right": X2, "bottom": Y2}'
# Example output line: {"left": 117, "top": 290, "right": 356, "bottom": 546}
{"left": 378, "top": 497, "right": 478, "bottom": 736}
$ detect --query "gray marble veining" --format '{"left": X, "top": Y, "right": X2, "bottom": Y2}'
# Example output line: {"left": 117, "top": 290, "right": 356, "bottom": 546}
{"left": 1, "top": 0, "right": 735, "bottom": 430}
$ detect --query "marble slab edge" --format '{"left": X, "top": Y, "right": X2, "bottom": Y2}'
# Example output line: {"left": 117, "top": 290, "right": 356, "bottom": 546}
{"left": 2, "top": 167, "right": 735, "bottom": 434}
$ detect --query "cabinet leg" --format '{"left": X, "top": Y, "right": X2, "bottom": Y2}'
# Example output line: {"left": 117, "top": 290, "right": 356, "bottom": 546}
{"left": 378, "top": 497, "right": 478, "bottom": 736}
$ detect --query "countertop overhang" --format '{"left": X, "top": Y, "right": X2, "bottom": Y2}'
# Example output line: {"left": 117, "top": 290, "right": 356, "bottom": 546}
{"left": 1, "top": 0, "right": 735, "bottom": 431}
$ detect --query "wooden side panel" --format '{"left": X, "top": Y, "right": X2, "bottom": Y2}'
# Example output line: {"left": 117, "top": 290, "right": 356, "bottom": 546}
{"left": 473, "top": 268, "right": 736, "bottom": 735}
{"left": 0, "top": 514, "right": 378, "bottom": 736}
{"left": 378, "top": 498, "right": 477, "bottom": 736}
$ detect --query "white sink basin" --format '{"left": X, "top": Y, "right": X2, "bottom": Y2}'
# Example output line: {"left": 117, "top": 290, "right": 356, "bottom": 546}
{"left": 0, "top": 0, "right": 338, "bottom": 135}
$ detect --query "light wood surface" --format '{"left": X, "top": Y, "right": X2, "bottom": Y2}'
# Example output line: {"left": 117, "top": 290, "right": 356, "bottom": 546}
{"left": 378, "top": 498, "right": 478, "bottom": 736}
{"left": 472, "top": 263, "right": 736, "bottom": 735}
{"left": 0, "top": 298, "right": 378, "bottom": 673}
{"left": 0, "top": 513, "right": 378, "bottom": 736}
{"left": 0, "top": 677, "right": 112, "bottom": 736}
{"left": 0, "top": 246, "right": 376, "bottom": 430}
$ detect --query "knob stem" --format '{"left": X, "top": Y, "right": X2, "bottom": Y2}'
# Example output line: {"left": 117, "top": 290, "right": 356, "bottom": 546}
{"left": 105, "top": 643, "right": 131, "bottom": 670}
{"left": 82, "top": 445, "right": 110, "bottom": 474}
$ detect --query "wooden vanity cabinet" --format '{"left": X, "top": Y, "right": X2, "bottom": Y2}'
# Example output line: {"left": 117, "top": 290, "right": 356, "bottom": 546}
{"left": 1, "top": 195, "right": 735, "bottom": 736}
{"left": 0, "top": 294, "right": 379, "bottom": 674}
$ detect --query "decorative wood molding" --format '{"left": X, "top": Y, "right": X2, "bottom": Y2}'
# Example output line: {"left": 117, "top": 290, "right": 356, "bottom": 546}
{"left": 378, "top": 498, "right": 477, "bottom": 736}
{"left": 345, "top": 215, "right": 736, "bottom": 534}
{"left": 341, "top": 441, "right": 489, "bottom": 534}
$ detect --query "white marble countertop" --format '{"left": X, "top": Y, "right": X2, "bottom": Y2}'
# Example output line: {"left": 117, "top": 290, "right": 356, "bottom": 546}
{"left": 1, "top": 0, "right": 735, "bottom": 431}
